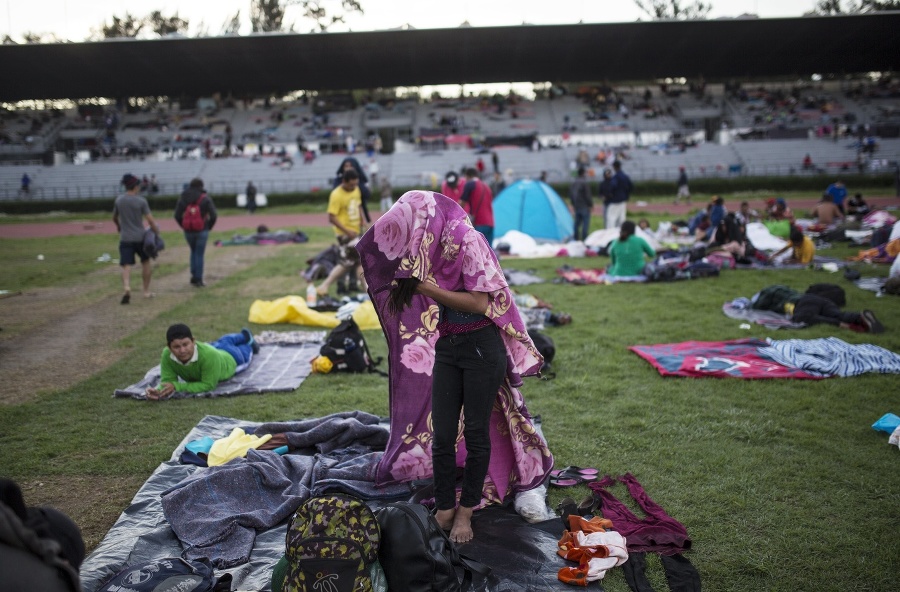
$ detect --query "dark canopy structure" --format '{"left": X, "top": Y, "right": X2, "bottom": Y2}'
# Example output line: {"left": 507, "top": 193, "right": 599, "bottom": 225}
{"left": 1, "top": 13, "right": 898, "bottom": 101}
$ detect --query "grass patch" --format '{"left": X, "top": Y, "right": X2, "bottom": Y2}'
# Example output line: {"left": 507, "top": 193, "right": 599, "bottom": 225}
{"left": 0, "top": 211, "right": 898, "bottom": 591}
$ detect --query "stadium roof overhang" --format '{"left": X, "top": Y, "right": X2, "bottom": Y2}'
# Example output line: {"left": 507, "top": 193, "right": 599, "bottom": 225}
{"left": 1, "top": 13, "right": 898, "bottom": 102}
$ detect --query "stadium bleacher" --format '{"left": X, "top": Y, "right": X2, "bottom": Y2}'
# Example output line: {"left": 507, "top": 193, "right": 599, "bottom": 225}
{"left": 1, "top": 78, "right": 898, "bottom": 201}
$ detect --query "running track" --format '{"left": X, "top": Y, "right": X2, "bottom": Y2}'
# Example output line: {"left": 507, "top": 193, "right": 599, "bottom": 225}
{"left": 2, "top": 196, "right": 897, "bottom": 239}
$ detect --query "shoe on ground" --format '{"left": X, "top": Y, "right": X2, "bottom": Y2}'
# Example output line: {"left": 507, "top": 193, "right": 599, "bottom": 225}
{"left": 120, "top": 292, "right": 130, "bottom": 305}
{"left": 861, "top": 310, "right": 885, "bottom": 334}
{"left": 191, "top": 278, "right": 206, "bottom": 287}
{"left": 241, "top": 328, "right": 260, "bottom": 354}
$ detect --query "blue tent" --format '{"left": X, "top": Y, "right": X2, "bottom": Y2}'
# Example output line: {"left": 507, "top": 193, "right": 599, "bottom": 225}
{"left": 493, "top": 179, "right": 574, "bottom": 242}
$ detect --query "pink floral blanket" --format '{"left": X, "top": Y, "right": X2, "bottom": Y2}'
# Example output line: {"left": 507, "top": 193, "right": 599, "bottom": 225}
{"left": 357, "top": 190, "right": 553, "bottom": 506}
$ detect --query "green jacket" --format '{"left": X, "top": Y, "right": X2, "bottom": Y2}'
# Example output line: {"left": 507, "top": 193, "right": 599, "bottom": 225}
{"left": 159, "top": 342, "right": 236, "bottom": 393}
{"left": 751, "top": 285, "right": 801, "bottom": 313}
{"left": 608, "top": 235, "right": 656, "bottom": 277}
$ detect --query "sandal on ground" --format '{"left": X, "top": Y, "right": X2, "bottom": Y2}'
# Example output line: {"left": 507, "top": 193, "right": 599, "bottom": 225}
{"left": 549, "top": 466, "right": 599, "bottom": 486}
{"left": 551, "top": 466, "right": 599, "bottom": 479}
{"left": 549, "top": 476, "right": 581, "bottom": 487}
{"left": 556, "top": 496, "right": 578, "bottom": 523}
{"left": 576, "top": 494, "right": 599, "bottom": 517}
{"left": 120, "top": 292, "right": 130, "bottom": 305}
{"left": 143, "top": 292, "right": 155, "bottom": 299}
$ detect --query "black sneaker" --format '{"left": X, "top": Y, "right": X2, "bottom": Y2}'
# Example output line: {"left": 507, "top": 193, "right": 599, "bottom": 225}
{"left": 862, "top": 310, "right": 885, "bottom": 334}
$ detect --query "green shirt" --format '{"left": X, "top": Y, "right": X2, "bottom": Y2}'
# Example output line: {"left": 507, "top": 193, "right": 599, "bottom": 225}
{"left": 608, "top": 235, "right": 656, "bottom": 277}
{"left": 159, "top": 342, "right": 237, "bottom": 393}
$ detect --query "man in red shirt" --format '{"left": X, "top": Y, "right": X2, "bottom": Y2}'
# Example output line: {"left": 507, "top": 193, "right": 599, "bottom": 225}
{"left": 459, "top": 167, "right": 495, "bottom": 245}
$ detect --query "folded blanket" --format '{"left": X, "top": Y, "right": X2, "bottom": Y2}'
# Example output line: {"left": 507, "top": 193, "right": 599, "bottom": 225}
{"left": 722, "top": 302, "right": 805, "bottom": 329}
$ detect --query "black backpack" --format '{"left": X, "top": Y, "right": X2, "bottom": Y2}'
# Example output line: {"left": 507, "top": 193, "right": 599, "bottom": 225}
{"left": 528, "top": 330, "right": 556, "bottom": 377}
{"left": 285, "top": 494, "right": 381, "bottom": 592}
{"left": 320, "top": 318, "right": 384, "bottom": 374}
{"left": 374, "top": 501, "right": 490, "bottom": 592}
{"left": 805, "top": 283, "right": 846, "bottom": 307}
{"left": 99, "top": 557, "right": 231, "bottom": 592}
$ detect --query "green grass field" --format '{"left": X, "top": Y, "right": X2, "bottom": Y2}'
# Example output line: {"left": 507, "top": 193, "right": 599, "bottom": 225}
{"left": 0, "top": 202, "right": 898, "bottom": 591}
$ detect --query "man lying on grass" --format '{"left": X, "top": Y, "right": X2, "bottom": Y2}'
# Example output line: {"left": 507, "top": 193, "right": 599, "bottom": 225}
{"left": 145, "top": 323, "right": 260, "bottom": 400}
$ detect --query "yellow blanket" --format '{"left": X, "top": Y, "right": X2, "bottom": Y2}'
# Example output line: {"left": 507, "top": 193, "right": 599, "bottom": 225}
{"left": 248, "top": 297, "right": 381, "bottom": 330}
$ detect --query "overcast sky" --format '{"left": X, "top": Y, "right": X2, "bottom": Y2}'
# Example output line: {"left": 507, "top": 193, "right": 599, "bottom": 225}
{"left": 3, "top": 0, "right": 821, "bottom": 41}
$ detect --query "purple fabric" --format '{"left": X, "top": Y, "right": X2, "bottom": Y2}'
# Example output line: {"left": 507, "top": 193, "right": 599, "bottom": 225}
{"left": 589, "top": 473, "right": 692, "bottom": 556}
{"left": 357, "top": 190, "right": 553, "bottom": 505}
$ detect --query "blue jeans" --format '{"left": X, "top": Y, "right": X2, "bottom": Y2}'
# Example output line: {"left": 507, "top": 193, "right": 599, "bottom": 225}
{"left": 183, "top": 230, "right": 209, "bottom": 282}
{"left": 574, "top": 207, "right": 592, "bottom": 241}
{"left": 431, "top": 324, "right": 507, "bottom": 510}
{"left": 210, "top": 332, "right": 253, "bottom": 373}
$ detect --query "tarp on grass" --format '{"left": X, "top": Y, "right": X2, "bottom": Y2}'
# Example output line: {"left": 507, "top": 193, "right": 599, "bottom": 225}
{"left": 79, "top": 415, "right": 574, "bottom": 592}
{"left": 493, "top": 179, "right": 574, "bottom": 242}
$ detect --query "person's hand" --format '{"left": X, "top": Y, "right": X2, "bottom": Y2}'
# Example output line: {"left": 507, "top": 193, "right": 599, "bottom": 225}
{"left": 146, "top": 382, "right": 175, "bottom": 401}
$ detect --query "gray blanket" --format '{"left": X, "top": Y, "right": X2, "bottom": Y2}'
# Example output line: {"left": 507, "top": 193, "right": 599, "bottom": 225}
{"left": 255, "top": 411, "right": 389, "bottom": 454}
{"left": 114, "top": 343, "right": 319, "bottom": 399}
{"left": 160, "top": 450, "right": 315, "bottom": 568}
{"left": 160, "top": 412, "right": 400, "bottom": 569}
{"left": 722, "top": 302, "right": 806, "bottom": 330}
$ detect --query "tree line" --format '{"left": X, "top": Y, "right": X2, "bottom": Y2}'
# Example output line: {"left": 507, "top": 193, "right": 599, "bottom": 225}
{"left": 3, "top": 0, "right": 364, "bottom": 44}
{"left": 3, "top": 0, "right": 897, "bottom": 45}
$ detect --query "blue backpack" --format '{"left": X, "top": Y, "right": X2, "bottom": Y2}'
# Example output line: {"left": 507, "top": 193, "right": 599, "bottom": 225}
{"left": 99, "top": 557, "right": 231, "bottom": 592}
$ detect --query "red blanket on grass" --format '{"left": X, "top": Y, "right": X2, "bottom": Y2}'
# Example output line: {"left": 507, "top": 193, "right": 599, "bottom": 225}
{"left": 629, "top": 338, "right": 826, "bottom": 379}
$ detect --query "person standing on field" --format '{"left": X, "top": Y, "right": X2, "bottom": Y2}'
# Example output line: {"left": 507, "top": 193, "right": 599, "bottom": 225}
{"left": 675, "top": 166, "right": 690, "bottom": 205}
{"left": 113, "top": 174, "right": 161, "bottom": 304}
{"left": 174, "top": 178, "right": 218, "bottom": 287}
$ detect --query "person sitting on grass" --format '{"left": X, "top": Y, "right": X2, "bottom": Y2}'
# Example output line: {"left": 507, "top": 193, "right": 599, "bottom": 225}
{"left": 145, "top": 323, "right": 259, "bottom": 400}
{"left": 607, "top": 220, "right": 656, "bottom": 277}
{"left": 314, "top": 236, "right": 367, "bottom": 300}
{"left": 846, "top": 193, "right": 870, "bottom": 218}
{"left": 811, "top": 193, "right": 845, "bottom": 228}
{"left": 768, "top": 226, "right": 815, "bottom": 265}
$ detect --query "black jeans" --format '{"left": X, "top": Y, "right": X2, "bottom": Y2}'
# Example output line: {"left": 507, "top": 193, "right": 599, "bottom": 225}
{"left": 431, "top": 324, "right": 507, "bottom": 510}
{"left": 792, "top": 294, "right": 861, "bottom": 326}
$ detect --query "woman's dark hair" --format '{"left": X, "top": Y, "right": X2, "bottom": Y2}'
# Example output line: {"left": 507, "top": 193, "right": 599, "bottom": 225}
{"left": 789, "top": 226, "right": 804, "bottom": 245}
{"left": 388, "top": 277, "right": 421, "bottom": 316}
{"left": 619, "top": 220, "right": 636, "bottom": 241}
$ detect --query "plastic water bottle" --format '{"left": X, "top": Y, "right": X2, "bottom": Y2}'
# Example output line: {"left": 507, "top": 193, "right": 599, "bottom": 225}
{"left": 306, "top": 284, "right": 317, "bottom": 307}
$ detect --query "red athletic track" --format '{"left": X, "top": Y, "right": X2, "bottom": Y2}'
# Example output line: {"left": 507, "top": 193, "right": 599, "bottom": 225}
{"left": 1, "top": 196, "right": 897, "bottom": 239}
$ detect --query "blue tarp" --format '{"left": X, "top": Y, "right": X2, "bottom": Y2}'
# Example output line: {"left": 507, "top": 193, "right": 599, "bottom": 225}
{"left": 493, "top": 180, "right": 574, "bottom": 242}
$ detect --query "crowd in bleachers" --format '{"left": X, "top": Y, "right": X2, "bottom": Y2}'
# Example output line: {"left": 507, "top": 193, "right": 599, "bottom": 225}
{"left": 1, "top": 78, "right": 898, "bottom": 200}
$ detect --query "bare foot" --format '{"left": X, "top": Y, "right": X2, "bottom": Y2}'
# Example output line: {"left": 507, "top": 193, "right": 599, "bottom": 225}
{"left": 435, "top": 508, "right": 455, "bottom": 532}
{"left": 449, "top": 506, "right": 474, "bottom": 543}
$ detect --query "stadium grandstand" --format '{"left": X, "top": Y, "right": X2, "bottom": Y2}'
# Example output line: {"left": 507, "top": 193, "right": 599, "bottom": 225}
{"left": 1, "top": 13, "right": 898, "bottom": 201}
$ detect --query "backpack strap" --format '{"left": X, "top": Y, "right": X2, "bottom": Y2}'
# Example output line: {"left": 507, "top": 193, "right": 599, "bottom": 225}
{"left": 457, "top": 552, "right": 492, "bottom": 590}
{"left": 353, "top": 322, "right": 388, "bottom": 377}
{"left": 469, "top": 181, "right": 486, "bottom": 223}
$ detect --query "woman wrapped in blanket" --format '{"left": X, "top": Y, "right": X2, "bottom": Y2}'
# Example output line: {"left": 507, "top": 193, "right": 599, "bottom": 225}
{"left": 357, "top": 190, "right": 554, "bottom": 543}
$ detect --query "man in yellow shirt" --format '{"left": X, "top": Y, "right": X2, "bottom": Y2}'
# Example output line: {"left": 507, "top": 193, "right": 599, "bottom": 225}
{"left": 328, "top": 169, "right": 363, "bottom": 239}
{"left": 316, "top": 169, "right": 367, "bottom": 297}
{"left": 769, "top": 226, "right": 815, "bottom": 265}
